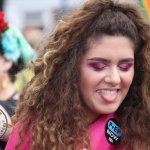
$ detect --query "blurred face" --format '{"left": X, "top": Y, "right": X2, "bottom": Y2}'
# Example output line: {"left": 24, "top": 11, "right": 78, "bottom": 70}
{"left": 79, "top": 35, "right": 134, "bottom": 121}
{"left": 0, "top": 55, "right": 12, "bottom": 86}
{"left": 0, "top": 55, "right": 6, "bottom": 82}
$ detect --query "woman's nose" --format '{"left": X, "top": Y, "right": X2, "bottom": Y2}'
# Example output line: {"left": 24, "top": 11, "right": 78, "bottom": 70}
{"left": 104, "top": 68, "right": 121, "bottom": 85}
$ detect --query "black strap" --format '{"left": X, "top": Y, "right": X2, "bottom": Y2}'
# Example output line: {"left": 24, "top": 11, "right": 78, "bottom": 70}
{"left": 9, "top": 91, "right": 18, "bottom": 99}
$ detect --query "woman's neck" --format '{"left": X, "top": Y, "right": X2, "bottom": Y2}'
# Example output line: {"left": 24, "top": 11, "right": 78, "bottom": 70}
{"left": 0, "top": 82, "right": 17, "bottom": 101}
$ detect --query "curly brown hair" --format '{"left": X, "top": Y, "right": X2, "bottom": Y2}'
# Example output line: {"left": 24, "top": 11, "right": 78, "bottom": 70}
{"left": 12, "top": 0, "right": 150, "bottom": 149}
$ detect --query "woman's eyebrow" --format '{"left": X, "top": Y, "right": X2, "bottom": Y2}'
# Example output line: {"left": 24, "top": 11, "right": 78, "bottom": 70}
{"left": 87, "top": 57, "right": 110, "bottom": 62}
{"left": 119, "top": 58, "right": 134, "bottom": 62}
{"left": 87, "top": 57, "right": 134, "bottom": 63}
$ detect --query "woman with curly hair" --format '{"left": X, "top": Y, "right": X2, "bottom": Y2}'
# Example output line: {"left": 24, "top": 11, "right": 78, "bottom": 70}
{"left": 5, "top": 0, "right": 150, "bottom": 149}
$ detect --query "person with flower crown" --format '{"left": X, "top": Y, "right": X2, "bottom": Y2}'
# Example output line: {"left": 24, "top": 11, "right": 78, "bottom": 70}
{"left": 0, "top": 11, "right": 37, "bottom": 149}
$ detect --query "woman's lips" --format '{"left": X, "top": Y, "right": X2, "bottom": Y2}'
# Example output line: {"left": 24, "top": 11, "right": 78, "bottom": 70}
{"left": 96, "top": 90, "right": 118, "bottom": 102}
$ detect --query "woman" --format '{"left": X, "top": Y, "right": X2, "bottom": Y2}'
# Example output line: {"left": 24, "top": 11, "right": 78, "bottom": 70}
{"left": 5, "top": 0, "right": 150, "bottom": 149}
{"left": 0, "top": 11, "right": 36, "bottom": 117}
{"left": 0, "top": 11, "right": 36, "bottom": 149}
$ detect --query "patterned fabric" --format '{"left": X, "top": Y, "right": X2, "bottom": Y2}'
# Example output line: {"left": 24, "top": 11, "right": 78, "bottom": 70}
{"left": 0, "top": 92, "right": 18, "bottom": 150}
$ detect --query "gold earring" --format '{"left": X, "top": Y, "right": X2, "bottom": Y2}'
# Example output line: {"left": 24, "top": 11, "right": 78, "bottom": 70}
{"left": 2, "top": 74, "right": 9, "bottom": 88}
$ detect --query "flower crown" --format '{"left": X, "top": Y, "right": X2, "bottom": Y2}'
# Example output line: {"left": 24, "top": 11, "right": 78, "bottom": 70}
{"left": 0, "top": 11, "right": 21, "bottom": 63}
{"left": 0, "top": 11, "right": 37, "bottom": 64}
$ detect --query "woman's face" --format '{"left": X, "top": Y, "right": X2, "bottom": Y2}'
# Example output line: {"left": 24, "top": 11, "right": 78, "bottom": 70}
{"left": 0, "top": 55, "right": 6, "bottom": 82}
{"left": 79, "top": 35, "right": 134, "bottom": 121}
{"left": 0, "top": 55, "right": 12, "bottom": 85}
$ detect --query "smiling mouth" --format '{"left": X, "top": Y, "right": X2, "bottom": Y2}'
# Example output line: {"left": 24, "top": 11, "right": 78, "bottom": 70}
{"left": 96, "top": 89, "right": 118, "bottom": 102}
{"left": 96, "top": 89, "right": 118, "bottom": 94}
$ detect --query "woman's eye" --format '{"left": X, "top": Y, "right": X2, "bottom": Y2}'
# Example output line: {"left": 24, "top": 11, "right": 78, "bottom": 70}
{"left": 89, "top": 62, "right": 106, "bottom": 71}
{"left": 118, "top": 63, "right": 133, "bottom": 71}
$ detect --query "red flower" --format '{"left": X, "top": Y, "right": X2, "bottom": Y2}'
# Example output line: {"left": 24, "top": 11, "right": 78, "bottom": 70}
{"left": 0, "top": 11, "right": 8, "bottom": 32}
{"left": 0, "top": 22, "right": 8, "bottom": 32}
{"left": 0, "top": 11, "right": 4, "bottom": 22}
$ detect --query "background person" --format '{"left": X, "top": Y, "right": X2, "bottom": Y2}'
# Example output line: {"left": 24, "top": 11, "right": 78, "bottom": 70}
{"left": 0, "top": 10, "right": 36, "bottom": 117}
{"left": 0, "top": 11, "right": 36, "bottom": 149}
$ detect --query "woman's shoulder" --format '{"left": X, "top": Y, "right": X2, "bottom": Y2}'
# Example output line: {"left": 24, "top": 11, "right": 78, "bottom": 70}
{"left": 5, "top": 121, "right": 31, "bottom": 150}
{"left": 89, "top": 113, "right": 122, "bottom": 150}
